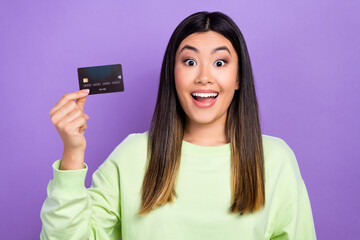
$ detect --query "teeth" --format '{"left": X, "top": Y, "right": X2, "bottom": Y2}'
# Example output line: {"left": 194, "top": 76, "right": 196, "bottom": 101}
{"left": 192, "top": 93, "right": 218, "bottom": 98}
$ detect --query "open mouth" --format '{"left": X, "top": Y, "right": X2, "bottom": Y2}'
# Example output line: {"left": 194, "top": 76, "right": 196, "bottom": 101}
{"left": 191, "top": 92, "right": 219, "bottom": 102}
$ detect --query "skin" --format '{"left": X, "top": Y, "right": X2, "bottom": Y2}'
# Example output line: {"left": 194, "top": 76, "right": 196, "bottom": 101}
{"left": 49, "top": 89, "right": 90, "bottom": 170}
{"left": 174, "top": 31, "right": 239, "bottom": 146}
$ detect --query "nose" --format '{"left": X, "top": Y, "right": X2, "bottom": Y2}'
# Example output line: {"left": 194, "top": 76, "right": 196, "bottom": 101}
{"left": 196, "top": 64, "right": 214, "bottom": 84}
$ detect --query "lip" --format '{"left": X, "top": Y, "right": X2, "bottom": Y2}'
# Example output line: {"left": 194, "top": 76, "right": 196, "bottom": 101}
{"left": 191, "top": 90, "right": 219, "bottom": 108}
{"left": 192, "top": 97, "right": 217, "bottom": 108}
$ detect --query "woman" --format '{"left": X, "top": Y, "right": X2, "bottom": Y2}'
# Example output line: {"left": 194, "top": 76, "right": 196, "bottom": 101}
{"left": 41, "top": 11, "right": 316, "bottom": 239}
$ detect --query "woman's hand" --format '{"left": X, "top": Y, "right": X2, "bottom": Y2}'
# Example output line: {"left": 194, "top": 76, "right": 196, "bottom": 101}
{"left": 49, "top": 89, "right": 90, "bottom": 170}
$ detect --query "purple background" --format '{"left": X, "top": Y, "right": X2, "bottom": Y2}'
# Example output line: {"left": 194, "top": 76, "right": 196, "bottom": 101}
{"left": 1, "top": 1, "right": 359, "bottom": 239}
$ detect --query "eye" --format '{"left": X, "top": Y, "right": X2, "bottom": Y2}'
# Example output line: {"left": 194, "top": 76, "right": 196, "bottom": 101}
{"left": 214, "top": 59, "right": 227, "bottom": 67}
{"left": 184, "top": 59, "right": 197, "bottom": 66}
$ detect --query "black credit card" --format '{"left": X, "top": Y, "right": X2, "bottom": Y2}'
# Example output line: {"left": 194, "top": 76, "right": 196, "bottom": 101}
{"left": 78, "top": 64, "right": 124, "bottom": 95}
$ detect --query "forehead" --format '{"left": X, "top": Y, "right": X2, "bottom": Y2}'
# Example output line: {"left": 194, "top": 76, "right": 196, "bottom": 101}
{"left": 177, "top": 31, "right": 234, "bottom": 53}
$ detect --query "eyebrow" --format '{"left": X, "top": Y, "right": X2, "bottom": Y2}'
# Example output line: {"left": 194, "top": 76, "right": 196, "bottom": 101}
{"left": 179, "top": 45, "right": 232, "bottom": 56}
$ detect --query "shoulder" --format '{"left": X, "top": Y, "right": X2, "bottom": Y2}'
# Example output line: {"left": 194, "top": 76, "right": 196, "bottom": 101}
{"left": 94, "top": 132, "right": 149, "bottom": 188}
{"left": 261, "top": 134, "right": 303, "bottom": 183}
{"left": 99, "top": 131, "right": 149, "bottom": 170}
{"left": 110, "top": 131, "right": 148, "bottom": 158}
{"left": 262, "top": 134, "right": 294, "bottom": 158}
{"left": 118, "top": 131, "right": 148, "bottom": 149}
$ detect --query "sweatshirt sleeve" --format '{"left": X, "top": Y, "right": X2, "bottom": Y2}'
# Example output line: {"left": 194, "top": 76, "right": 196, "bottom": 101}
{"left": 269, "top": 139, "right": 317, "bottom": 240}
{"left": 270, "top": 180, "right": 317, "bottom": 240}
{"left": 40, "top": 157, "right": 121, "bottom": 240}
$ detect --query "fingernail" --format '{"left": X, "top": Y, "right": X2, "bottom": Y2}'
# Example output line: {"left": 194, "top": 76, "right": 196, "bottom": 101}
{"left": 80, "top": 89, "right": 90, "bottom": 95}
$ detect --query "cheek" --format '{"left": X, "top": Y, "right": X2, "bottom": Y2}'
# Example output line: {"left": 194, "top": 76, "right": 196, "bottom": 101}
{"left": 174, "top": 65, "right": 192, "bottom": 93}
{"left": 174, "top": 66, "right": 183, "bottom": 94}
{"left": 217, "top": 68, "right": 238, "bottom": 90}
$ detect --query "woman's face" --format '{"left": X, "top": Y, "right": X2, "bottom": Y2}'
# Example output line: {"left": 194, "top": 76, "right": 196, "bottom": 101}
{"left": 174, "top": 31, "right": 239, "bottom": 127}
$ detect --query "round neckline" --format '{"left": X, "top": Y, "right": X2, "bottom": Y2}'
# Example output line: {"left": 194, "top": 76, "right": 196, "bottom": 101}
{"left": 181, "top": 140, "right": 231, "bottom": 156}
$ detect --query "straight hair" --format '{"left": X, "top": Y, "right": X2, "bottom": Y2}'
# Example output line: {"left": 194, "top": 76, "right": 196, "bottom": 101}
{"left": 138, "top": 11, "right": 265, "bottom": 216}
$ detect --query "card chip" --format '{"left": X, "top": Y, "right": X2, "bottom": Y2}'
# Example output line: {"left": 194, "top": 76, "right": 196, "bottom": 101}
{"left": 83, "top": 78, "right": 88, "bottom": 83}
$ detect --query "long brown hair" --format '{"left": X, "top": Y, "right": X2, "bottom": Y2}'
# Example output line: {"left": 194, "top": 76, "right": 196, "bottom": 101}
{"left": 138, "top": 11, "right": 265, "bottom": 216}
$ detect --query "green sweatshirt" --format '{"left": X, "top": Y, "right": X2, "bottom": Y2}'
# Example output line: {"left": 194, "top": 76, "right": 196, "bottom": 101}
{"left": 40, "top": 132, "right": 316, "bottom": 239}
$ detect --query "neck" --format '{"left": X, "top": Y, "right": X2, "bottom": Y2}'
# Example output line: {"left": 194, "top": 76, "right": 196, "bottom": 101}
{"left": 183, "top": 115, "right": 228, "bottom": 146}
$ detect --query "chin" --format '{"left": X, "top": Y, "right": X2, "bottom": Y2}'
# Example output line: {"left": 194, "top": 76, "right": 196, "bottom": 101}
{"left": 187, "top": 113, "right": 224, "bottom": 125}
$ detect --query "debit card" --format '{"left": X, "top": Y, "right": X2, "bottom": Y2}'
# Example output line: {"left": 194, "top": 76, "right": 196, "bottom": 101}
{"left": 78, "top": 64, "right": 124, "bottom": 95}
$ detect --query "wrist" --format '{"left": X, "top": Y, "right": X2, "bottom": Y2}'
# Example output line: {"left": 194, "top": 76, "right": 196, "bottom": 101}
{"left": 60, "top": 149, "right": 85, "bottom": 170}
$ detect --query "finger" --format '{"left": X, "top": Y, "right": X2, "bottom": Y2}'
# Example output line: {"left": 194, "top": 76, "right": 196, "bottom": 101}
{"left": 79, "top": 121, "right": 87, "bottom": 132}
{"left": 50, "top": 89, "right": 90, "bottom": 116}
{"left": 77, "top": 118, "right": 88, "bottom": 133}
{"left": 76, "top": 97, "right": 89, "bottom": 121}
{"left": 58, "top": 108, "right": 83, "bottom": 126}
{"left": 76, "top": 95, "right": 87, "bottom": 112}
{"left": 65, "top": 116, "right": 87, "bottom": 135}
{"left": 51, "top": 101, "right": 79, "bottom": 124}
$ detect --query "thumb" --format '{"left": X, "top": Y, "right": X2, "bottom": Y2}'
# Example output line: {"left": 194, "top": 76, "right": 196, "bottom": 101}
{"left": 76, "top": 95, "right": 88, "bottom": 111}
